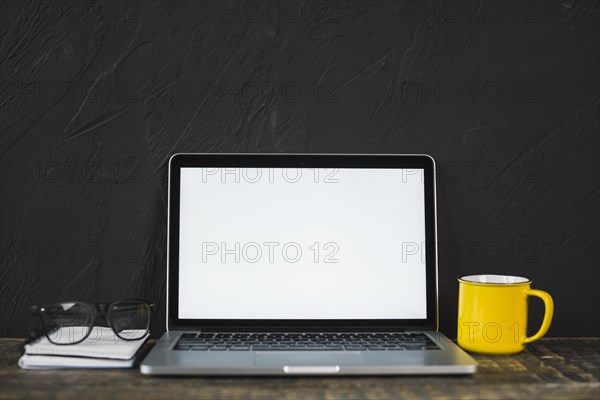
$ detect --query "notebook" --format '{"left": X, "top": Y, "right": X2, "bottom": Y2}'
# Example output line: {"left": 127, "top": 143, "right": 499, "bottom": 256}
{"left": 19, "top": 327, "right": 148, "bottom": 370}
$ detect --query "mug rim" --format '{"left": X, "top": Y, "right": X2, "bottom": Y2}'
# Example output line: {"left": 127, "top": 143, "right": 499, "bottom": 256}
{"left": 459, "top": 274, "right": 531, "bottom": 285}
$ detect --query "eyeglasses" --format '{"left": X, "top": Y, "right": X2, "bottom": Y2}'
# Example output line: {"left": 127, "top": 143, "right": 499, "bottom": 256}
{"left": 30, "top": 300, "right": 155, "bottom": 345}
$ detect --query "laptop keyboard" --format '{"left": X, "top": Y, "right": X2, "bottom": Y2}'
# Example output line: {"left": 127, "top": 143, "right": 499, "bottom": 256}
{"left": 173, "top": 332, "right": 440, "bottom": 351}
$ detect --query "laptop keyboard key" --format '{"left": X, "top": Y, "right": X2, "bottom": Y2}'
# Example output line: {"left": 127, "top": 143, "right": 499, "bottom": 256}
{"left": 252, "top": 345, "right": 273, "bottom": 350}
{"left": 344, "top": 346, "right": 367, "bottom": 351}
{"left": 253, "top": 345, "right": 286, "bottom": 351}
{"left": 294, "top": 347, "right": 343, "bottom": 351}
{"left": 230, "top": 346, "right": 251, "bottom": 351}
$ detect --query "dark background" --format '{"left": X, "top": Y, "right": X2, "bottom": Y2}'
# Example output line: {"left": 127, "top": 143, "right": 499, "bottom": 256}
{"left": 1, "top": 1, "right": 598, "bottom": 338}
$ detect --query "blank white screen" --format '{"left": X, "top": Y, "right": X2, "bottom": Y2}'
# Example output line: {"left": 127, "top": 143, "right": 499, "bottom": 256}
{"left": 178, "top": 167, "right": 427, "bottom": 319}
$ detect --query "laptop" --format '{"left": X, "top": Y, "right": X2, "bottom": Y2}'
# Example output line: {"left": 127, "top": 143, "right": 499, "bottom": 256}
{"left": 141, "top": 153, "right": 477, "bottom": 375}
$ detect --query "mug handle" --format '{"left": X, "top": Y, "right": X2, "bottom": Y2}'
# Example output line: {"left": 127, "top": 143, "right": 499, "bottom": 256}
{"left": 523, "top": 289, "right": 554, "bottom": 344}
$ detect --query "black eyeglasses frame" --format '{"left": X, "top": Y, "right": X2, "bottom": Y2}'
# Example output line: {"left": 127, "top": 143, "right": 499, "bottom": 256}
{"left": 29, "top": 299, "right": 155, "bottom": 345}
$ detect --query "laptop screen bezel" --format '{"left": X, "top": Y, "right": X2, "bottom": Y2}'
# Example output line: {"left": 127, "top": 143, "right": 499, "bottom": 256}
{"left": 167, "top": 153, "right": 438, "bottom": 331}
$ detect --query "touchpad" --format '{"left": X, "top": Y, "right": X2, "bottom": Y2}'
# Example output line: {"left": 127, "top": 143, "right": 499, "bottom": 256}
{"left": 255, "top": 351, "right": 365, "bottom": 366}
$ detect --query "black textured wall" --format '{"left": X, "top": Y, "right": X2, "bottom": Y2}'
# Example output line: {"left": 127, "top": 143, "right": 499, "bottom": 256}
{"left": 1, "top": 1, "right": 598, "bottom": 338}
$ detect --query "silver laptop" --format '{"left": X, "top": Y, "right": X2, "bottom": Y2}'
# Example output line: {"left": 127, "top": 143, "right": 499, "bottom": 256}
{"left": 141, "top": 153, "right": 477, "bottom": 375}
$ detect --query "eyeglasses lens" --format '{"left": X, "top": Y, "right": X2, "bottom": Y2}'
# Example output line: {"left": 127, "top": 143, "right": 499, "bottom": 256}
{"left": 43, "top": 303, "right": 93, "bottom": 344}
{"left": 109, "top": 302, "right": 149, "bottom": 340}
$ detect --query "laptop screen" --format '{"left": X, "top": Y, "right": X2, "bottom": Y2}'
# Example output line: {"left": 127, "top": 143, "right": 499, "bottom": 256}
{"left": 177, "top": 166, "right": 428, "bottom": 320}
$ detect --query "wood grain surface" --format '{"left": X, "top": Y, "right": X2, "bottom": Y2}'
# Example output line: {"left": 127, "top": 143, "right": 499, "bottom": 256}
{"left": 1, "top": 338, "right": 598, "bottom": 400}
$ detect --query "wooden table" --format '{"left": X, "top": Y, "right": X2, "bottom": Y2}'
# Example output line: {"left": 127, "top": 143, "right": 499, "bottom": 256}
{"left": 1, "top": 338, "right": 598, "bottom": 399}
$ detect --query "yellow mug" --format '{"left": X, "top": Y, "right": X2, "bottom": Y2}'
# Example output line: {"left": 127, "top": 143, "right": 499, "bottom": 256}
{"left": 457, "top": 274, "right": 554, "bottom": 355}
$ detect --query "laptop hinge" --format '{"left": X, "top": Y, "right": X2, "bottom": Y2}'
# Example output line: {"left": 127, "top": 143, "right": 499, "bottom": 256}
{"left": 169, "top": 325, "right": 440, "bottom": 333}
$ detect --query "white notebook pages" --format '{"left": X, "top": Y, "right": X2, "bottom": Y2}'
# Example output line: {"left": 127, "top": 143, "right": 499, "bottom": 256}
{"left": 19, "top": 327, "right": 149, "bottom": 370}
{"left": 18, "top": 355, "right": 135, "bottom": 369}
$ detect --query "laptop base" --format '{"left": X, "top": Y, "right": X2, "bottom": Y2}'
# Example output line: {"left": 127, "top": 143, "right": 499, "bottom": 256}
{"left": 141, "top": 331, "right": 477, "bottom": 375}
